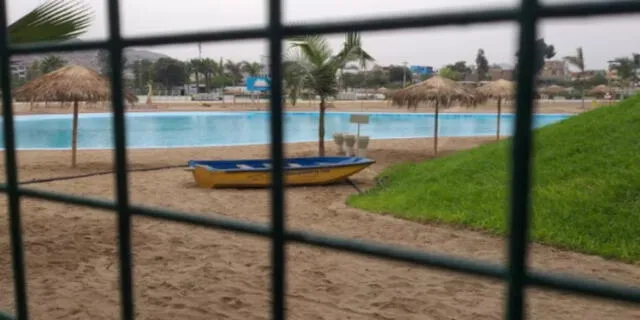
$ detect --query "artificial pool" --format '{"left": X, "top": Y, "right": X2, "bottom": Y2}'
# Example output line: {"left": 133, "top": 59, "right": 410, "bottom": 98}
{"left": 0, "top": 111, "right": 572, "bottom": 150}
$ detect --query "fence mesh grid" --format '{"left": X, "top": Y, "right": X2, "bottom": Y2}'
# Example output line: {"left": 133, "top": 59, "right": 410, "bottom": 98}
{"left": 1, "top": 0, "right": 640, "bottom": 319}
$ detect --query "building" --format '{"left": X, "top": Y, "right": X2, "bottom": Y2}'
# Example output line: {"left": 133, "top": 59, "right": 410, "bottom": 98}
{"left": 464, "top": 73, "right": 480, "bottom": 82}
{"left": 539, "top": 60, "right": 570, "bottom": 82}
{"left": 489, "top": 63, "right": 514, "bottom": 81}
{"left": 569, "top": 69, "right": 606, "bottom": 82}
{"left": 10, "top": 59, "right": 27, "bottom": 80}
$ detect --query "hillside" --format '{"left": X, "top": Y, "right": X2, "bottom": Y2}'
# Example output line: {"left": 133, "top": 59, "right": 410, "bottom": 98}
{"left": 348, "top": 96, "right": 640, "bottom": 262}
{"left": 12, "top": 40, "right": 169, "bottom": 71}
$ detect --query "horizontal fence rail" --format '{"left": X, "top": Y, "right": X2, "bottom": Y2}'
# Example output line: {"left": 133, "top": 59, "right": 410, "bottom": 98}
{"left": 1, "top": 0, "right": 640, "bottom": 319}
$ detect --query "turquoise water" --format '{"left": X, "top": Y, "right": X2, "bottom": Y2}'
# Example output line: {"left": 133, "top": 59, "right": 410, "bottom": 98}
{"left": 0, "top": 111, "right": 571, "bottom": 150}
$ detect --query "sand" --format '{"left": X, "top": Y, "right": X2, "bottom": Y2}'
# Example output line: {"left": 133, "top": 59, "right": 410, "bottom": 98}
{"left": 0, "top": 101, "right": 638, "bottom": 319}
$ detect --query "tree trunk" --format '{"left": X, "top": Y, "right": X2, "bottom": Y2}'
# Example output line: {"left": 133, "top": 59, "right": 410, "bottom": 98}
{"left": 433, "top": 100, "right": 439, "bottom": 156}
{"left": 72, "top": 100, "right": 79, "bottom": 168}
{"left": 195, "top": 72, "right": 200, "bottom": 93}
{"left": 319, "top": 96, "right": 326, "bottom": 156}
{"left": 146, "top": 82, "right": 153, "bottom": 104}
{"left": 496, "top": 98, "right": 502, "bottom": 141}
{"left": 581, "top": 88, "right": 585, "bottom": 110}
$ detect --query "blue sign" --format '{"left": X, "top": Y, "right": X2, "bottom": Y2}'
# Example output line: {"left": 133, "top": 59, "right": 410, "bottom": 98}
{"left": 409, "top": 65, "right": 434, "bottom": 75}
{"left": 245, "top": 76, "right": 271, "bottom": 92}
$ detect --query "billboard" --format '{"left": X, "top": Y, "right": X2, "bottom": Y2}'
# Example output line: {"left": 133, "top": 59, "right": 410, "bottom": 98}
{"left": 245, "top": 76, "right": 271, "bottom": 92}
{"left": 409, "top": 65, "right": 434, "bottom": 75}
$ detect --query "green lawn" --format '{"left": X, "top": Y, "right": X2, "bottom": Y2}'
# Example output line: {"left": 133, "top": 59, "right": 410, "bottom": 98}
{"left": 348, "top": 95, "right": 640, "bottom": 262}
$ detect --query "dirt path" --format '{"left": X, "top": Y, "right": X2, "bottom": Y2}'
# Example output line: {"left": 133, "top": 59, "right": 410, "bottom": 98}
{"left": 0, "top": 138, "right": 638, "bottom": 319}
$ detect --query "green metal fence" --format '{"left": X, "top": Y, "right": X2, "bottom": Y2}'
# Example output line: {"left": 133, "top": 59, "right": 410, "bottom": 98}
{"left": 1, "top": 0, "right": 640, "bottom": 319}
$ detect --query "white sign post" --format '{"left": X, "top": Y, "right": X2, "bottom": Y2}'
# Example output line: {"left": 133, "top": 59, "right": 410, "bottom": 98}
{"left": 349, "top": 114, "right": 370, "bottom": 156}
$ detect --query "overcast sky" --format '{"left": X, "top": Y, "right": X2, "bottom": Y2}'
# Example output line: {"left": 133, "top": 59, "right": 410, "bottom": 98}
{"left": 7, "top": 0, "right": 640, "bottom": 70}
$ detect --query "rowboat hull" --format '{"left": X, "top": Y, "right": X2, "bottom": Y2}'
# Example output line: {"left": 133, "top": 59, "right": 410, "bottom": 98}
{"left": 187, "top": 157, "right": 374, "bottom": 189}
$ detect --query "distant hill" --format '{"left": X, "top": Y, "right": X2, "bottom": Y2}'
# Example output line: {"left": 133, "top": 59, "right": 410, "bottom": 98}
{"left": 11, "top": 40, "right": 170, "bottom": 72}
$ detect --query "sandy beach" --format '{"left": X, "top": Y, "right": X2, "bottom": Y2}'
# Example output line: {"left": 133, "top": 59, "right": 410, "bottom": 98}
{"left": 1, "top": 100, "right": 638, "bottom": 319}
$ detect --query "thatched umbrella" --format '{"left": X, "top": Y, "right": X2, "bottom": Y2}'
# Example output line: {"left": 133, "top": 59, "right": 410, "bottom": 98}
{"left": 13, "top": 64, "right": 138, "bottom": 167}
{"left": 588, "top": 84, "right": 615, "bottom": 96}
{"left": 389, "top": 75, "right": 462, "bottom": 155}
{"left": 588, "top": 84, "right": 617, "bottom": 104}
{"left": 539, "top": 84, "right": 567, "bottom": 97}
{"left": 475, "top": 79, "right": 514, "bottom": 141}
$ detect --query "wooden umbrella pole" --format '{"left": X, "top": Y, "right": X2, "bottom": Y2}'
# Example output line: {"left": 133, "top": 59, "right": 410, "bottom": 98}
{"left": 72, "top": 100, "right": 79, "bottom": 167}
{"left": 434, "top": 100, "right": 439, "bottom": 156}
{"left": 496, "top": 97, "right": 502, "bottom": 141}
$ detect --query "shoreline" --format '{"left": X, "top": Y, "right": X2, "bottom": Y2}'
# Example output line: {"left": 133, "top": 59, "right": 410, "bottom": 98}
{"left": 4, "top": 99, "right": 596, "bottom": 116}
{"left": 0, "top": 134, "right": 515, "bottom": 152}
{"left": 7, "top": 109, "right": 578, "bottom": 118}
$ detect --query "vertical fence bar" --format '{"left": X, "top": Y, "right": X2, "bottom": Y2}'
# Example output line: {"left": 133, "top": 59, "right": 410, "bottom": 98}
{"left": 105, "top": 0, "right": 135, "bottom": 319}
{"left": 0, "top": 1, "right": 29, "bottom": 318}
{"left": 267, "top": 0, "right": 286, "bottom": 318}
{"left": 506, "top": 0, "right": 540, "bottom": 318}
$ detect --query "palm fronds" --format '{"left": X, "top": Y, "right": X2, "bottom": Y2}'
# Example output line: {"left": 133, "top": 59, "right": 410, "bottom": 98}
{"left": 8, "top": 0, "right": 93, "bottom": 45}
{"left": 288, "top": 35, "right": 334, "bottom": 67}
{"left": 563, "top": 47, "right": 585, "bottom": 72}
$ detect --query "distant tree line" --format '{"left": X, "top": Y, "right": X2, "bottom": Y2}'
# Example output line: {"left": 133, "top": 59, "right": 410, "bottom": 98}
{"left": 13, "top": 53, "right": 268, "bottom": 94}
{"left": 11, "top": 37, "right": 639, "bottom": 99}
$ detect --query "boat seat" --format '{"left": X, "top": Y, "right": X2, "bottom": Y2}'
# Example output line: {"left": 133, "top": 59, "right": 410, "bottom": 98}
{"left": 194, "top": 164, "right": 219, "bottom": 171}
{"left": 262, "top": 163, "right": 302, "bottom": 168}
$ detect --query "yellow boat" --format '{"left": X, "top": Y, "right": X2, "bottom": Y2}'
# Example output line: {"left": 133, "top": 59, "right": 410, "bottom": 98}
{"left": 187, "top": 156, "right": 375, "bottom": 188}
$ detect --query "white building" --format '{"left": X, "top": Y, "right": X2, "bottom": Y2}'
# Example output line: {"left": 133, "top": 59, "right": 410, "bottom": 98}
{"left": 10, "top": 59, "right": 27, "bottom": 80}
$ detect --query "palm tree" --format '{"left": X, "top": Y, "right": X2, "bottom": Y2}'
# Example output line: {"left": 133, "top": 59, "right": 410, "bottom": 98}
{"left": 189, "top": 58, "right": 203, "bottom": 92}
{"left": 224, "top": 60, "right": 244, "bottom": 86}
{"left": 184, "top": 60, "right": 193, "bottom": 91}
{"left": 282, "top": 50, "right": 307, "bottom": 107}
{"left": 337, "top": 33, "right": 374, "bottom": 92}
{"left": 202, "top": 58, "right": 223, "bottom": 91}
{"left": 563, "top": 47, "right": 586, "bottom": 109}
{"left": 287, "top": 32, "right": 372, "bottom": 156}
{"left": 242, "top": 61, "right": 263, "bottom": 77}
{"left": 341, "top": 33, "right": 375, "bottom": 101}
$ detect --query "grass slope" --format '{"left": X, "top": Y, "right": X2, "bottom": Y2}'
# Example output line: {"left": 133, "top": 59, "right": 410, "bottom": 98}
{"left": 348, "top": 96, "right": 640, "bottom": 262}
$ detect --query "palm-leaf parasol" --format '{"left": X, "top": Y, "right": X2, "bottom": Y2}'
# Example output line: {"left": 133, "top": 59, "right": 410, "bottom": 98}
{"left": 13, "top": 65, "right": 138, "bottom": 167}
{"left": 476, "top": 79, "right": 514, "bottom": 140}
{"left": 539, "top": 84, "right": 567, "bottom": 96}
{"left": 389, "top": 75, "right": 463, "bottom": 155}
{"left": 588, "top": 84, "right": 615, "bottom": 96}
